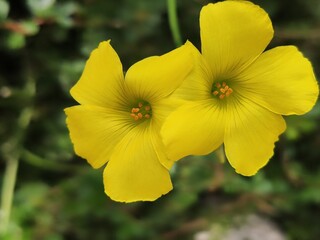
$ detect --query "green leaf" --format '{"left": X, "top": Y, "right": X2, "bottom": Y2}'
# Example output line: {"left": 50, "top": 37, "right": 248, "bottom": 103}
{"left": 20, "top": 20, "right": 40, "bottom": 36}
{"left": 5, "top": 32, "right": 26, "bottom": 49}
{"left": 26, "top": 0, "right": 55, "bottom": 15}
{"left": 0, "top": 0, "right": 9, "bottom": 20}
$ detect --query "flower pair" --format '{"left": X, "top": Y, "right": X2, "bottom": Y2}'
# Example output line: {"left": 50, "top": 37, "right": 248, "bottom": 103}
{"left": 65, "top": 1, "right": 318, "bottom": 202}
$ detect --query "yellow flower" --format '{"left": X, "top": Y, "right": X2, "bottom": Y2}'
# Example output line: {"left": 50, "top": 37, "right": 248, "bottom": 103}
{"left": 65, "top": 40, "right": 194, "bottom": 202}
{"left": 161, "top": 1, "right": 319, "bottom": 176}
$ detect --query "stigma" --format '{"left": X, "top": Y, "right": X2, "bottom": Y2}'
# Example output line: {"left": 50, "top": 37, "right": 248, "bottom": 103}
{"left": 212, "top": 81, "right": 233, "bottom": 99}
{"left": 130, "top": 102, "right": 152, "bottom": 121}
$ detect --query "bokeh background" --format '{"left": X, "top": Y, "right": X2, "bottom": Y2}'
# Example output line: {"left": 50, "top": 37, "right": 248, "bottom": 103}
{"left": 0, "top": 0, "right": 319, "bottom": 239}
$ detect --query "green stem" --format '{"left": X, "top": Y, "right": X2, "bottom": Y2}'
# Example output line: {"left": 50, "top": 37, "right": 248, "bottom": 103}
{"left": 216, "top": 145, "right": 226, "bottom": 164}
{"left": 0, "top": 155, "right": 19, "bottom": 235}
{"left": 167, "top": 0, "right": 183, "bottom": 47}
{"left": 0, "top": 68, "right": 35, "bottom": 236}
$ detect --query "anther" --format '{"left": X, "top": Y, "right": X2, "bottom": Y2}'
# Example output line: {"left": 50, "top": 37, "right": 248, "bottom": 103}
{"left": 212, "top": 81, "right": 233, "bottom": 100}
{"left": 131, "top": 108, "right": 140, "bottom": 113}
{"left": 145, "top": 105, "right": 151, "bottom": 111}
{"left": 130, "top": 101, "right": 152, "bottom": 121}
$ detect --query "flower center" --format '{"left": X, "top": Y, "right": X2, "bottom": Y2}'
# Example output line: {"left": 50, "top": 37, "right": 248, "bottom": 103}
{"left": 212, "top": 81, "right": 233, "bottom": 99}
{"left": 130, "top": 101, "right": 152, "bottom": 121}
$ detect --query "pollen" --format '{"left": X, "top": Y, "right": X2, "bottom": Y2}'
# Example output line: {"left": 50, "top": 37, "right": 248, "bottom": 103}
{"left": 130, "top": 101, "right": 152, "bottom": 121}
{"left": 212, "top": 81, "right": 233, "bottom": 99}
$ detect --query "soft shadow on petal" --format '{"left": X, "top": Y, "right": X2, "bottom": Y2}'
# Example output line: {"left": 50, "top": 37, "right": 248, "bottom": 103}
{"left": 124, "top": 41, "right": 194, "bottom": 103}
{"left": 70, "top": 40, "right": 127, "bottom": 109}
{"left": 104, "top": 125, "right": 173, "bottom": 203}
{"left": 161, "top": 100, "right": 225, "bottom": 161}
{"left": 171, "top": 43, "right": 213, "bottom": 101}
{"left": 224, "top": 97, "right": 286, "bottom": 176}
{"left": 236, "top": 46, "right": 319, "bottom": 115}
{"left": 200, "top": 1, "right": 273, "bottom": 79}
{"left": 65, "top": 105, "right": 133, "bottom": 169}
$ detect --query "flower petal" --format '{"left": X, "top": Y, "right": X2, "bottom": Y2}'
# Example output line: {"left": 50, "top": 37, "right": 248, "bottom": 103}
{"left": 65, "top": 105, "right": 133, "bottom": 169}
{"left": 161, "top": 100, "right": 225, "bottom": 161}
{"left": 104, "top": 125, "right": 173, "bottom": 202}
{"left": 224, "top": 97, "right": 286, "bottom": 176}
{"left": 70, "top": 40, "right": 127, "bottom": 109}
{"left": 235, "top": 46, "right": 319, "bottom": 115}
{"left": 124, "top": 41, "right": 194, "bottom": 102}
{"left": 200, "top": 1, "right": 273, "bottom": 78}
{"left": 170, "top": 43, "right": 213, "bottom": 101}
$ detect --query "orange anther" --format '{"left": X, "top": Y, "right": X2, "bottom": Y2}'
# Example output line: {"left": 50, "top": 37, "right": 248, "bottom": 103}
{"left": 215, "top": 82, "right": 221, "bottom": 88}
{"left": 145, "top": 114, "right": 150, "bottom": 119}
{"left": 130, "top": 113, "right": 136, "bottom": 118}
{"left": 137, "top": 113, "right": 143, "bottom": 119}
{"left": 224, "top": 86, "right": 229, "bottom": 91}
{"left": 222, "top": 82, "right": 227, "bottom": 87}
{"left": 131, "top": 108, "right": 140, "bottom": 113}
{"left": 213, "top": 90, "right": 219, "bottom": 96}
{"left": 138, "top": 102, "right": 143, "bottom": 108}
{"left": 145, "top": 105, "right": 151, "bottom": 111}
{"left": 219, "top": 94, "right": 225, "bottom": 99}
{"left": 220, "top": 88, "right": 226, "bottom": 93}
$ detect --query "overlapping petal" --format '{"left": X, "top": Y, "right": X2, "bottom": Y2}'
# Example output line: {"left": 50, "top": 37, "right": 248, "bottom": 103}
{"left": 161, "top": 100, "right": 225, "bottom": 161}
{"left": 200, "top": 1, "right": 273, "bottom": 78}
{"left": 70, "top": 41, "right": 127, "bottom": 109}
{"left": 170, "top": 43, "right": 213, "bottom": 101}
{"left": 224, "top": 96, "right": 286, "bottom": 176}
{"left": 124, "top": 41, "right": 194, "bottom": 103}
{"left": 65, "top": 105, "right": 133, "bottom": 169}
{"left": 235, "top": 46, "right": 319, "bottom": 115}
{"left": 104, "top": 125, "right": 173, "bottom": 202}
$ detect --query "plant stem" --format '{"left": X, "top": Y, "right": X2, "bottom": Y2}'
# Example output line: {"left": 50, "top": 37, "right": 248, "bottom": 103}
{"left": 216, "top": 145, "right": 226, "bottom": 164}
{"left": 0, "top": 70, "right": 35, "bottom": 236}
{"left": 167, "top": 0, "right": 183, "bottom": 47}
{"left": 0, "top": 155, "right": 19, "bottom": 235}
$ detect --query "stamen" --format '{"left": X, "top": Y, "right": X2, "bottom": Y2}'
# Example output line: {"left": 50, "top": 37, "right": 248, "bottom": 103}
{"left": 213, "top": 90, "right": 219, "bottom": 96}
{"left": 145, "top": 105, "right": 151, "bottom": 111}
{"left": 212, "top": 81, "right": 233, "bottom": 100}
{"left": 220, "top": 88, "right": 226, "bottom": 93}
{"left": 130, "top": 101, "right": 152, "bottom": 121}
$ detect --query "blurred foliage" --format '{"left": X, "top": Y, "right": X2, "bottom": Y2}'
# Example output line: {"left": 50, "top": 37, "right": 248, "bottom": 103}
{"left": 0, "top": 0, "right": 319, "bottom": 239}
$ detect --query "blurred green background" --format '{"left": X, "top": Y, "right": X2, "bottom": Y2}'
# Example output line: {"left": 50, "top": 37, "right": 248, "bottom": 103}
{"left": 0, "top": 0, "right": 319, "bottom": 239}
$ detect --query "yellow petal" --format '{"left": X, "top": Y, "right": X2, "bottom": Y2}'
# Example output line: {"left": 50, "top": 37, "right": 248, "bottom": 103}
{"left": 235, "top": 46, "right": 319, "bottom": 115}
{"left": 224, "top": 97, "right": 286, "bottom": 176}
{"left": 124, "top": 41, "right": 194, "bottom": 102}
{"left": 70, "top": 40, "right": 127, "bottom": 109}
{"left": 65, "top": 105, "right": 133, "bottom": 169}
{"left": 200, "top": 1, "right": 273, "bottom": 78}
{"left": 161, "top": 100, "right": 225, "bottom": 161}
{"left": 171, "top": 42, "right": 213, "bottom": 101}
{"left": 104, "top": 125, "right": 173, "bottom": 202}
